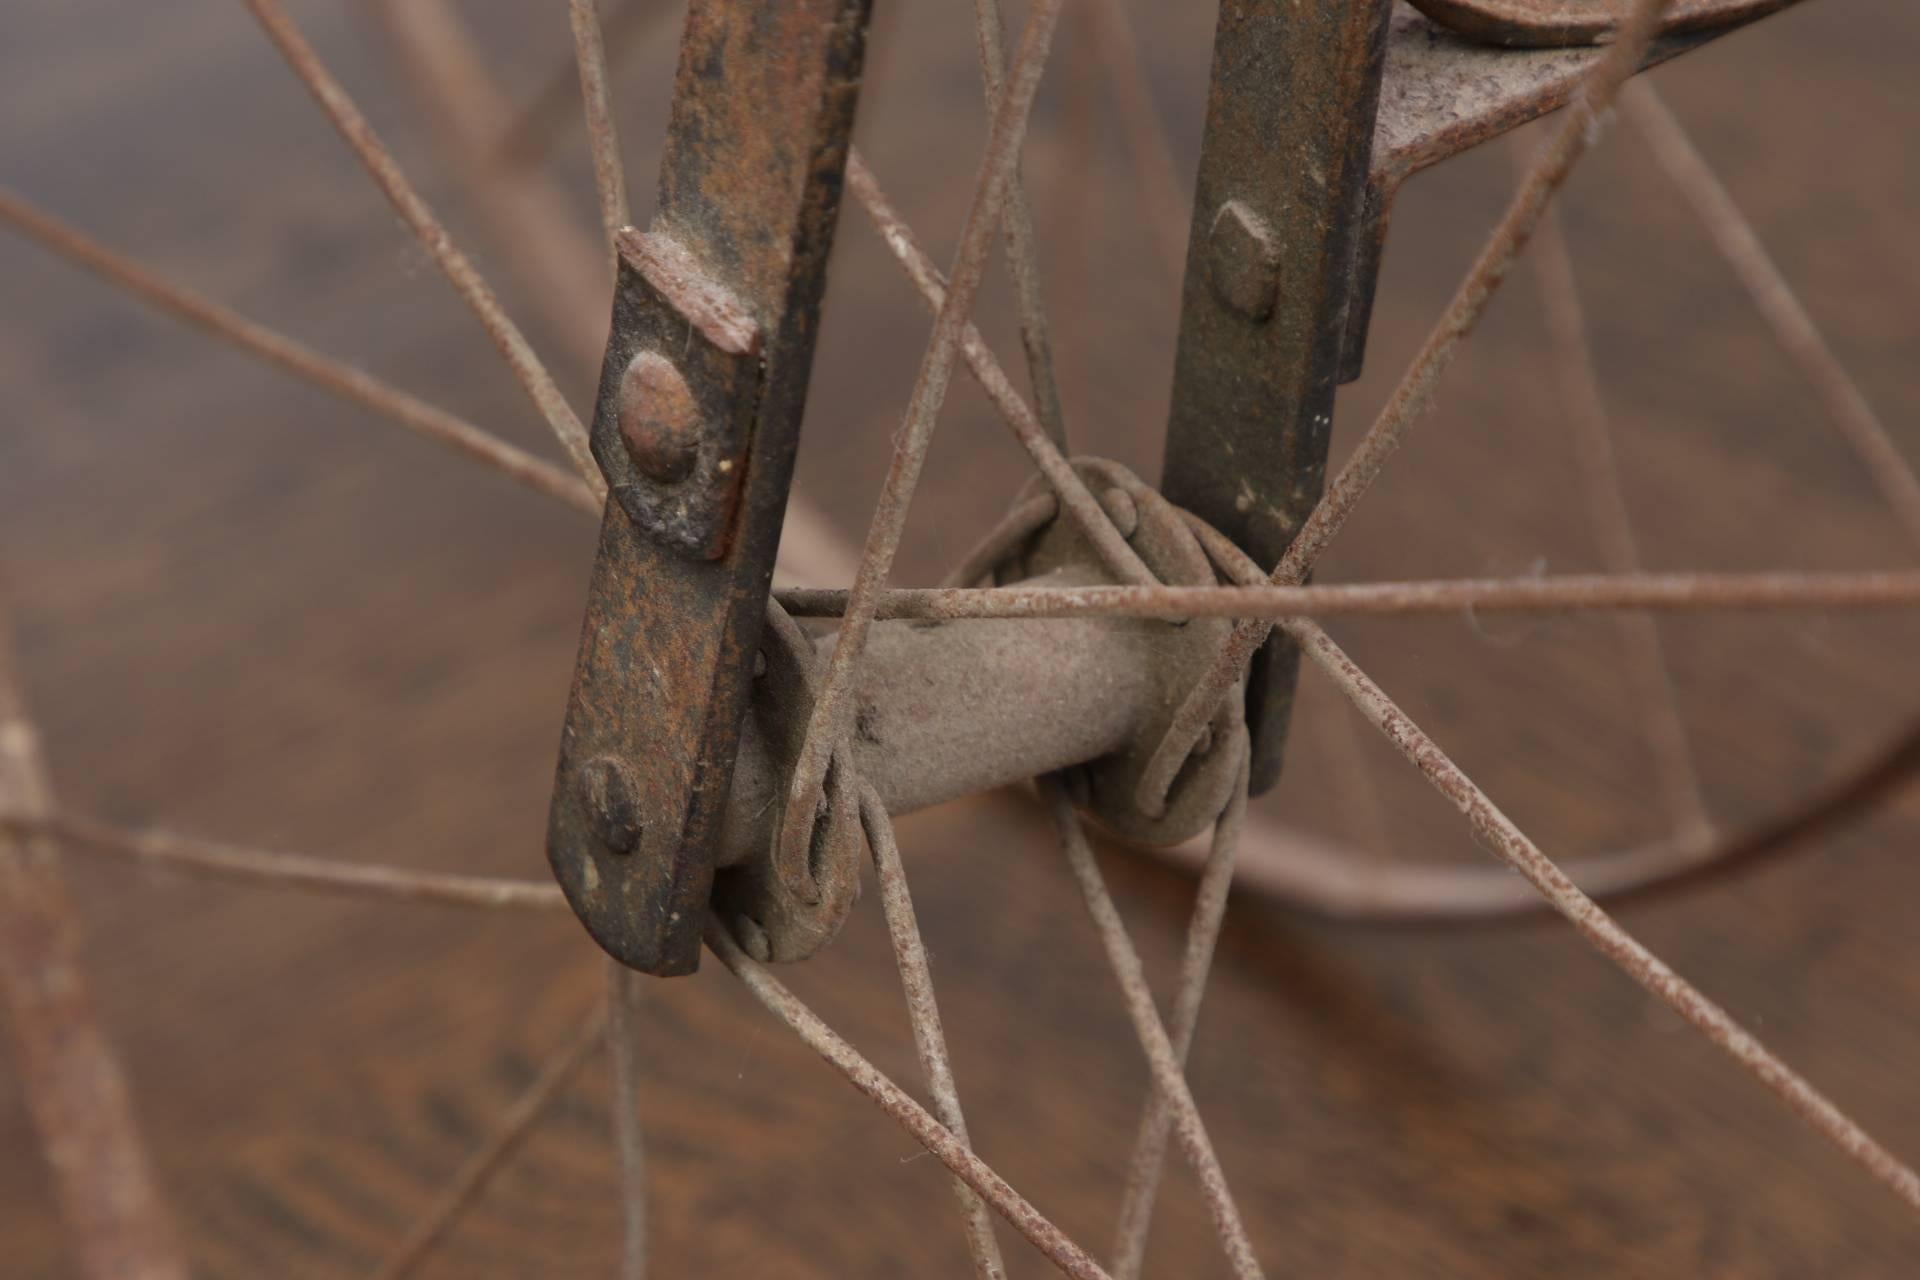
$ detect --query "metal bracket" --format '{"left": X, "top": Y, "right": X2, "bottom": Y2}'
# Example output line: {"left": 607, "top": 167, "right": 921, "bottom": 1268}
{"left": 1159, "top": 0, "right": 1396, "bottom": 796}
{"left": 547, "top": 0, "right": 873, "bottom": 977}
{"left": 595, "top": 231, "right": 762, "bottom": 560}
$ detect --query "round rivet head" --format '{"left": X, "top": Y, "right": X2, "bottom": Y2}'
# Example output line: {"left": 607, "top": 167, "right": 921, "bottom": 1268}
{"left": 616, "top": 350, "right": 702, "bottom": 484}
{"left": 579, "top": 755, "right": 644, "bottom": 855}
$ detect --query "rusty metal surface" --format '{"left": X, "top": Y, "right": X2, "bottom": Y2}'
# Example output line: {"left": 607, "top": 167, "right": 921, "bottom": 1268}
{"left": 1014, "top": 460, "right": 1244, "bottom": 846}
{"left": 1341, "top": 2, "right": 1802, "bottom": 369}
{"left": 1409, "top": 0, "right": 1790, "bottom": 48}
{"left": 1158, "top": 0, "right": 1395, "bottom": 796}
{"left": 708, "top": 463, "right": 1240, "bottom": 910}
{"left": 547, "top": 0, "right": 873, "bottom": 976}
{"left": 594, "top": 232, "right": 762, "bottom": 558}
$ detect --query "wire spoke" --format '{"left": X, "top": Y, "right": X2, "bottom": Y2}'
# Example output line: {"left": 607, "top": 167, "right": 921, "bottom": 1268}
{"left": 1175, "top": 508, "right": 1920, "bottom": 918}
{"left": 775, "top": 568, "right": 1920, "bottom": 622}
{"left": 860, "top": 786, "right": 1008, "bottom": 1279}
{"left": 21, "top": 811, "right": 566, "bottom": 912}
{"left": 0, "top": 189, "right": 597, "bottom": 515}
{"left": 373, "top": 0, "right": 613, "bottom": 376}
{"left": 370, "top": 0, "right": 856, "bottom": 588}
{"left": 372, "top": 1001, "right": 608, "bottom": 1280}
{"left": 971, "top": 0, "right": 1070, "bottom": 451}
{"left": 496, "top": 0, "right": 672, "bottom": 170}
{"left": 0, "top": 623, "right": 186, "bottom": 1280}
{"left": 1108, "top": 738, "right": 1251, "bottom": 1280}
{"left": 241, "top": 0, "right": 599, "bottom": 489}
{"left": 1138, "top": 0, "right": 1681, "bottom": 810}
{"left": 569, "top": 0, "right": 632, "bottom": 262}
{"left": 1525, "top": 162, "right": 1711, "bottom": 838}
{"left": 845, "top": 153, "right": 1152, "bottom": 588}
{"left": 777, "top": 0, "right": 1069, "bottom": 890}
{"left": 1042, "top": 780, "right": 1263, "bottom": 1280}
{"left": 606, "top": 962, "right": 649, "bottom": 1280}
{"left": 1289, "top": 616, "right": 1920, "bottom": 1213}
{"left": 706, "top": 923, "right": 1113, "bottom": 1280}
{"left": 1178, "top": 707, "right": 1920, "bottom": 920}
{"left": 1622, "top": 81, "right": 1920, "bottom": 550}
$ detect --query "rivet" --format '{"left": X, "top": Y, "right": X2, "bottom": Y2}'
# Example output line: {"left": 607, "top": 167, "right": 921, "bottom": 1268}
{"left": 1206, "top": 200, "right": 1281, "bottom": 324}
{"left": 616, "top": 350, "right": 702, "bottom": 484}
{"left": 579, "top": 755, "right": 644, "bottom": 855}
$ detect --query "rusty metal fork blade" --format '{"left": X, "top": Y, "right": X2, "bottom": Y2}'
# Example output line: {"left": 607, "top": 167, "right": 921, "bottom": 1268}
{"left": 547, "top": 0, "right": 874, "bottom": 976}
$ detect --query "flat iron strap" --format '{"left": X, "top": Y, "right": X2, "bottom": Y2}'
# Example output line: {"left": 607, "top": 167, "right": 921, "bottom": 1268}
{"left": 548, "top": 0, "right": 873, "bottom": 976}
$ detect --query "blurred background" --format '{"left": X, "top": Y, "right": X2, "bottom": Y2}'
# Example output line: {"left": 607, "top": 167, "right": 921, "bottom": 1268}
{"left": 3, "top": 0, "right": 1918, "bottom": 1275}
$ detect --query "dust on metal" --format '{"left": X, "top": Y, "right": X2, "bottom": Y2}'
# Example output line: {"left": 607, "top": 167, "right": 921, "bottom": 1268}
{"left": 1159, "top": 0, "right": 1395, "bottom": 796}
{"left": 1409, "top": 0, "right": 1791, "bottom": 47}
{"left": 547, "top": 0, "right": 874, "bottom": 976}
{"left": 1341, "top": 2, "right": 1805, "bottom": 370}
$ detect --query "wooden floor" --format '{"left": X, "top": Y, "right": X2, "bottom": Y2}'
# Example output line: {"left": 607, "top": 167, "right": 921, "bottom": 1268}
{"left": 3, "top": 1, "right": 1918, "bottom": 1275}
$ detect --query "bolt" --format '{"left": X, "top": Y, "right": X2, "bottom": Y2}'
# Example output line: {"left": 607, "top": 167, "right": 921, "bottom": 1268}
{"left": 1099, "top": 488, "right": 1139, "bottom": 539}
{"left": 616, "top": 350, "right": 702, "bottom": 484}
{"left": 1206, "top": 199, "right": 1281, "bottom": 323}
{"left": 579, "top": 755, "right": 644, "bottom": 855}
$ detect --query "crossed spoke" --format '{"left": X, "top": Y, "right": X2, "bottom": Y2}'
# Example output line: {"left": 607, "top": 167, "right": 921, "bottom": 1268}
{"left": 6, "top": 0, "right": 1920, "bottom": 1277}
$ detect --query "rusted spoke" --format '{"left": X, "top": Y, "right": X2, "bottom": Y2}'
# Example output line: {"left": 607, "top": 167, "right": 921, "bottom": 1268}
{"left": 0, "top": 189, "right": 598, "bottom": 516}
{"left": 1139, "top": 0, "right": 1680, "bottom": 811}
{"left": 569, "top": 0, "right": 633, "bottom": 263}
{"left": 1168, "top": 506, "right": 1920, "bottom": 919}
{"left": 706, "top": 923, "right": 1113, "bottom": 1280}
{"left": 372, "top": 0, "right": 854, "bottom": 588}
{"left": 22, "top": 811, "right": 566, "bottom": 912}
{"left": 241, "top": 0, "right": 598, "bottom": 488}
{"left": 1290, "top": 617, "right": 1920, "bottom": 1213}
{"left": 860, "top": 787, "right": 1007, "bottom": 1279}
{"left": 1041, "top": 781, "right": 1263, "bottom": 1280}
{"left": 775, "top": 568, "right": 1920, "bottom": 622}
{"left": 0, "top": 623, "right": 186, "bottom": 1280}
{"left": 373, "top": 0, "right": 613, "bottom": 375}
{"left": 1109, "top": 738, "right": 1251, "bottom": 1280}
{"left": 1524, "top": 165, "right": 1709, "bottom": 837}
{"left": 778, "top": 0, "right": 1069, "bottom": 888}
{"left": 372, "top": 1002, "right": 607, "bottom": 1280}
{"left": 971, "top": 0, "right": 1069, "bottom": 452}
{"left": 1622, "top": 81, "right": 1920, "bottom": 550}
{"left": 496, "top": 0, "right": 672, "bottom": 170}
{"left": 845, "top": 153, "right": 1152, "bottom": 588}
{"left": 1179, "top": 707, "right": 1920, "bottom": 920}
{"left": 607, "top": 963, "right": 649, "bottom": 1280}
{"left": 941, "top": 494, "right": 1060, "bottom": 589}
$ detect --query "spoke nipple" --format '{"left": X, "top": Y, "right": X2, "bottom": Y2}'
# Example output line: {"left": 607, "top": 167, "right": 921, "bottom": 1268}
{"left": 617, "top": 350, "right": 702, "bottom": 485}
{"left": 733, "top": 914, "right": 772, "bottom": 962}
{"left": 1207, "top": 199, "right": 1281, "bottom": 324}
{"left": 579, "top": 755, "right": 645, "bottom": 855}
{"left": 1099, "top": 488, "right": 1140, "bottom": 540}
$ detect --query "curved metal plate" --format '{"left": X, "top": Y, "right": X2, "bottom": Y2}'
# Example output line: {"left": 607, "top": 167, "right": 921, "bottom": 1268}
{"left": 1408, "top": 0, "right": 1790, "bottom": 49}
